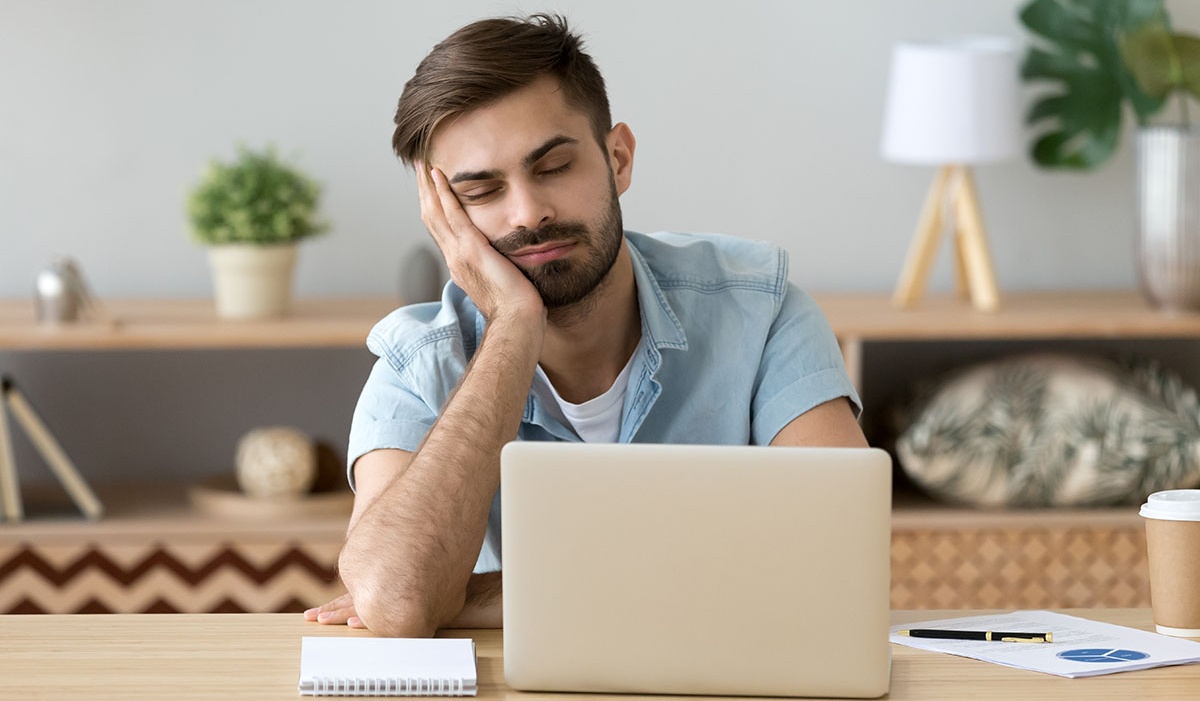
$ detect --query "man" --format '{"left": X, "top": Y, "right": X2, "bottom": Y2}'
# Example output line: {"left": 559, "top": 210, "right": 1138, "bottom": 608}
{"left": 305, "top": 13, "right": 866, "bottom": 637}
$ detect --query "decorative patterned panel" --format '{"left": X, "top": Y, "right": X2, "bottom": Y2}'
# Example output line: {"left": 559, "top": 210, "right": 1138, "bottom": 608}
{"left": 891, "top": 526, "right": 1150, "bottom": 609}
{"left": 1, "top": 525, "right": 1151, "bottom": 613}
{"left": 0, "top": 541, "right": 343, "bottom": 614}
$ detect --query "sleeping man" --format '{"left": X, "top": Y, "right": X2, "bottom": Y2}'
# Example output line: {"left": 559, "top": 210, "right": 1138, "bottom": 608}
{"left": 306, "top": 13, "right": 866, "bottom": 637}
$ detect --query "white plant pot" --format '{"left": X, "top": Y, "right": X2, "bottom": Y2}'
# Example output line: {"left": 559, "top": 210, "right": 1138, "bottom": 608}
{"left": 207, "top": 243, "right": 298, "bottom": 319}
{"left": 1137, "top": 126, "right": 1200, "bottom": 310}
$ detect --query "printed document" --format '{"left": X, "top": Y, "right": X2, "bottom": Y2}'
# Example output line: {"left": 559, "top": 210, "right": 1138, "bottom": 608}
{"left": 890, "top": 610, "right": 1200, "bottom": 678}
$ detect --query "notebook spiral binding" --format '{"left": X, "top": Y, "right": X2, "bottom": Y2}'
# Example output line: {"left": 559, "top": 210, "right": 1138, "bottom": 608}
{"left": 311, "top": 676, "right": 468, "bottom": 696}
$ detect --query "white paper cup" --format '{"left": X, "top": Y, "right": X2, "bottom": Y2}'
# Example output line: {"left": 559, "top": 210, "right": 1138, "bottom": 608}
{"left": 1141, "top": 490, "right": 1200, "bottom": 637}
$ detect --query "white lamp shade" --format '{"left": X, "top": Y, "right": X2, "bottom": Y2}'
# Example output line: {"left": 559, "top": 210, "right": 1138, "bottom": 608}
{"left": 881, "top": 38, "right": 1021, "bottom": 165}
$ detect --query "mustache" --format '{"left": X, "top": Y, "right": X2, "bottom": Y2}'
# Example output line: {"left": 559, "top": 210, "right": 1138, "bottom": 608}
{"left": 492, "top": 222, "right": 588, "bottom": 256}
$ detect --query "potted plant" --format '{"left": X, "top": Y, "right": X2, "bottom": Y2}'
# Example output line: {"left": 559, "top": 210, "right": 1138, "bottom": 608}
{"left": 1019, "top": 0, "right": 1200, "bottom": 310}
{"left": 187, "top": 145, "right": 328, "bottom": 319}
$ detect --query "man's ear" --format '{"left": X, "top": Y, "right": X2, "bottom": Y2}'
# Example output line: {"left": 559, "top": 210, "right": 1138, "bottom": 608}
{"left": 607, "top": 123, "right": 636, "bottom": 195}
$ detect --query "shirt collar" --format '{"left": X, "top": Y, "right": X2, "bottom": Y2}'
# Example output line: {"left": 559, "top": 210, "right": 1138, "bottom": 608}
{"left": 626, "top": 233, "right": 688, "bottom": 352}
{"left": 519, "top": 233, "right": 686, "bottom": 428}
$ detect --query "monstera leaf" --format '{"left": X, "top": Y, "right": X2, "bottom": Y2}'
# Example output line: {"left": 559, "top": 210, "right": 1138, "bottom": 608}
{"left": 1020, "top": 0, "right": 1169, "bottom": 169}
{"left": 1122, "top": 25, "right": 1200, "bottom": 100}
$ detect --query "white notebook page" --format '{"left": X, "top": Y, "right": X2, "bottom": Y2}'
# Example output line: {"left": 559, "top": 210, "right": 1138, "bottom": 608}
{"left": 299, "top": 637, "right": 477, "bottom": 696}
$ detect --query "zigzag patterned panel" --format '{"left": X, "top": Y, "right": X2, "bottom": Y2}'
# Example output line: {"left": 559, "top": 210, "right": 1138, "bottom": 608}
{"left": 3, "top": 526, "right": 1151, "bottom": 613}
{"left": 891, "top": 525, "right": 1150, "bottom": 609}
{"left": 0, "top": 541, "right": 344, "bottom": 614}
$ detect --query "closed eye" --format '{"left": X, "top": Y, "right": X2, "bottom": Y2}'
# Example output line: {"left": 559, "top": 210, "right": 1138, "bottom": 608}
{"left": 458, "top": 187, "right": 500, "bottom": 203}
{"left": 538, "top": 162, "right": 571, "bottom": 177}
{"left": 455, "top": 159, "right": 571, "bottom": 204}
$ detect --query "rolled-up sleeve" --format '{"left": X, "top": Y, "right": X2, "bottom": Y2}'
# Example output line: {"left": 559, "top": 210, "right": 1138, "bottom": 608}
{"left": 346, "top": 357, "right": 439, "bottom": 490}
{"left": 345, "top": 295, "right": 474, "bottom": 490}
{"left": 751, "top": 284, "right": 861, "bottom": 445}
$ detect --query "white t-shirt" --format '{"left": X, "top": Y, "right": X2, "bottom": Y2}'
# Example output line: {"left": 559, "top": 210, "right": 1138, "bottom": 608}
{"left": 532, "top": 354, "right": 636, "bottom": 443}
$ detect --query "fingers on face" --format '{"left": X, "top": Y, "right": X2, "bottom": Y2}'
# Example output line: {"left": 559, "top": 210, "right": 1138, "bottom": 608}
{"left": 416, "top": 164, "right": 446, "bottom": 242}
{"left": 429, "top": 168, "right": 476, "bottom": 235}
{"left": 419, "top": 165, "right": 474, "bottom": 254}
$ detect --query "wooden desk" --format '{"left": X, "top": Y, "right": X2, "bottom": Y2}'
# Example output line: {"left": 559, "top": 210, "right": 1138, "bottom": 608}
{"left": 0, "top": 610, "right": 1196, "bottom": 700}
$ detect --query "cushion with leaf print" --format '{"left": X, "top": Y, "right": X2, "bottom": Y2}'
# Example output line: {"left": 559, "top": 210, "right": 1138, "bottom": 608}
{"left": 893, "top": 353, "right": 1200, "bottom": 508}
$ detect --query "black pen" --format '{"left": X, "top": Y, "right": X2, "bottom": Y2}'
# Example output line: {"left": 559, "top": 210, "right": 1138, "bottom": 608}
{"left": 897, "top": 629, "right": 1053, "bottom": 643}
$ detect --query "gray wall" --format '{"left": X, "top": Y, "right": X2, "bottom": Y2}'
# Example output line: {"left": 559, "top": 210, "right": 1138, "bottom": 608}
{"left": 8, "top": 0, "right": 1193, "bottom": 296}
{"left": 1, "top": 1, "right": 1193, "bottom": 494}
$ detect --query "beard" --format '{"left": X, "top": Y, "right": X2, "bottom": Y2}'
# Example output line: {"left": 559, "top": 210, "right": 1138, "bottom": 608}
{"left": 490, "top": 178, "right": 624, "bottom": 309}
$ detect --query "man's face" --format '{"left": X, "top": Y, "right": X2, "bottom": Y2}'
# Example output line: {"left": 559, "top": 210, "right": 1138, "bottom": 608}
{"left": 428, "top": 77, "right": 627, "bottom": 308}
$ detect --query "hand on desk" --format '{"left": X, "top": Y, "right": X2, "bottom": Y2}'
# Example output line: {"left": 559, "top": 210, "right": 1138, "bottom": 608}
{"left": 304, "top": 591, "right": 365, "bottom": 629}
{"left": 304, "top": 574, "right": 502, "bottom": 632}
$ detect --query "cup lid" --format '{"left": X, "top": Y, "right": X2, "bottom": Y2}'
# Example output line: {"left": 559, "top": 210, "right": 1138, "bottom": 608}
{"left": 1140, "top": 490, "right": 1200, "bottom": 521}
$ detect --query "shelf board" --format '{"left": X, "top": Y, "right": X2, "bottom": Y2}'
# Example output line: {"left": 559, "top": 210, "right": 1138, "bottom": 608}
{"left": 0, "top": 297, "right": 402, "bottom": 351}
{"left": 4, "top": 291, "right": 1194, "bottom": 351}
{"left": 0, "top": 482, "right": 351, "bottom": 541}
{"left": 890, "top": 490, "right": 1143, "bottom": 530}
{"left": 813, "top": 290, "right": 1200, "bottom": 342}
{"left": 0, "top": 480, "right": 1143, "bottom": 542}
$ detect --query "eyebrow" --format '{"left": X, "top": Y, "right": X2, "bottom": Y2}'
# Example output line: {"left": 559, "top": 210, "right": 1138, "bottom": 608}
{"left": 448, "top": 135, "right": 579, "bottom": 185}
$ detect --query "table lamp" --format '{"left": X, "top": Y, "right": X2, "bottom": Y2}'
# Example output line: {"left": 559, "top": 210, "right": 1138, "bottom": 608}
{"left": 881, "top": 38, "right": 1021, "bottom": 312}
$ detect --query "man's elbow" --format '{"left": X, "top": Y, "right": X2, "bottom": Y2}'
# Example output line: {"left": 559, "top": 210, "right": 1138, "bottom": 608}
{"left": 338, "top": 554, "right": 466, "bottom": 637}
{"left": 354, "top": 593, "right": 440, "bottom": 638}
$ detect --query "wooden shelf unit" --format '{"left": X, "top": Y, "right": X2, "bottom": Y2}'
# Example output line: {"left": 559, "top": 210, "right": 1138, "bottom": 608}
{"left": 1, "top": 290, "right": 1193, "bottom": 612}
{"left": 0, "top": 297, "right": 393, "bottom": 614}
{"left": 813, "top": 289, "right": 1200, "bottom": 611}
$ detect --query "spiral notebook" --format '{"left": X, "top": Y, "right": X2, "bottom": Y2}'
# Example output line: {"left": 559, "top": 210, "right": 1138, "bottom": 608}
{"left": 298, "top": 637, "right": 477, "bottom": 696}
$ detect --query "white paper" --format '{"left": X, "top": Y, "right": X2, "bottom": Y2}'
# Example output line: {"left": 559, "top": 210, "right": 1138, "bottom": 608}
{"left": 890, "top": 610, "right": 1200, "bottom": 678}
{"left": 298, "top": 637, "right": 478, "bottom": 696}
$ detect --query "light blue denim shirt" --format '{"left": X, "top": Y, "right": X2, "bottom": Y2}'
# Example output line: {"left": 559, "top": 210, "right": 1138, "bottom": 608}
{"left": 348, "top": 231, "right": 860, "bottom": 573}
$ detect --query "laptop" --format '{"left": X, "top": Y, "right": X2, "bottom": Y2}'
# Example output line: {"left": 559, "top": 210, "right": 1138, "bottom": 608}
{"left": 500, "top": 443, "right": 892, "bottom": 698}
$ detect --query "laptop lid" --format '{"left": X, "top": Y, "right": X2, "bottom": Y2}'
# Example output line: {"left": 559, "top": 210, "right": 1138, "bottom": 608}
{"left": 500, "top": 443, "right": 892, "bottom": 698}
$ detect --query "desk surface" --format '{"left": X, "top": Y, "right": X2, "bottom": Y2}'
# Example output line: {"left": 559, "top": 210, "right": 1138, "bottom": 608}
{"left": 1, "top": 610, "right": 1197, "bottom": 700}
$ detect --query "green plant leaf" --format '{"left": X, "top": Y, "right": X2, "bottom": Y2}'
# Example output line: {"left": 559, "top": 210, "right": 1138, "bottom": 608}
{"left": 186, "top": 145, "right": 328, "bottom": 245}
{"left": 1019, "top": 0, "right": 1169, "bottom": 169}
{"left": 1022, "top": 0, "right": 1101, "bottom": 52}
{"left": 1121, "top": 26, "right": 1179, "bottom": 98}
{"left": 1177, "top": 35, "right": 1200, "bottom": 98}
{"left": 1122, "top": 27, "right": 1200, "bottom": 103}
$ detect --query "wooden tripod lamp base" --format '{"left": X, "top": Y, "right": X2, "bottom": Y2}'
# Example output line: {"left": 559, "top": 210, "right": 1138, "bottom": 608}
{"left": 891, "top": 164, "right": 1001, "bottom": 312}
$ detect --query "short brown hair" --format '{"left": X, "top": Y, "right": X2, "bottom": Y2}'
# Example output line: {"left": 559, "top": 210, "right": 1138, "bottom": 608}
{"left": 392, "top": 13, "right": 611, "bottom": 166}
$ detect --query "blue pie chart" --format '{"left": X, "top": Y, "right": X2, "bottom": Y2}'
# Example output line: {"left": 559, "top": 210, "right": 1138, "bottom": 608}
{"left": 1057, "top": 648, "right": 1150, "bottom": 664}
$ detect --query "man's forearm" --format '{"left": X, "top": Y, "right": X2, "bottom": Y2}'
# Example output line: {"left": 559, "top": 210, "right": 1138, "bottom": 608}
{"left": 339, "top": 318, "right": 540, "bottom": 636}
{"left": 443, "top": 571, "right": 502, "bottom": 629}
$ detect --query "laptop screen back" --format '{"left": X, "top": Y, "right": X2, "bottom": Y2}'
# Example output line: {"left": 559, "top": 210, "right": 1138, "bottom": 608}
{"left": 500, "top": 443, "right": 892, "bottom": 698}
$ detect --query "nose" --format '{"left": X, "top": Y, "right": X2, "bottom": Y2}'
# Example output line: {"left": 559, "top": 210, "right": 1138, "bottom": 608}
{"left": 506, "top": 181, "right": 554, "bottom": 232}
